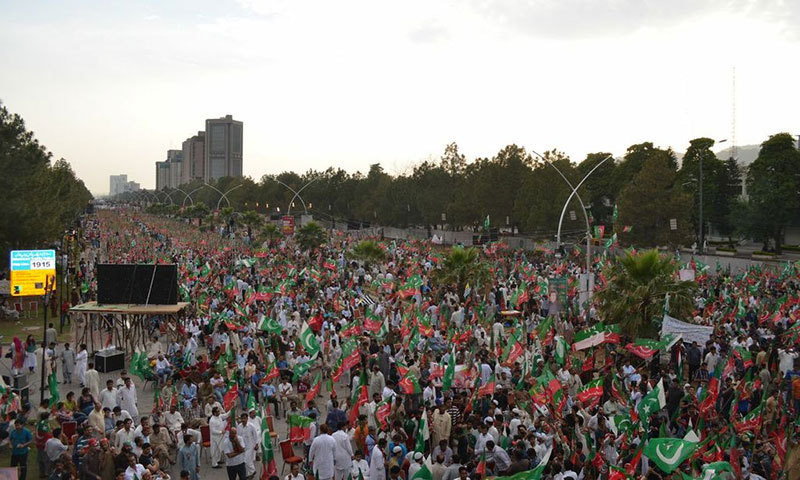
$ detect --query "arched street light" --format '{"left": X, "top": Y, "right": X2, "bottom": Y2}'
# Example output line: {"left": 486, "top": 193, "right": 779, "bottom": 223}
{"left": 183, "top": 185, "right": 207, "bottom": 208}
{"left": 204, "top": 182, "right": 243, "bottom": 210}
{"left": 172, "top": 187, "right": 194, "bottom": 207}
{"left": 263, "top": 178, "right": 310, "bottom": 215}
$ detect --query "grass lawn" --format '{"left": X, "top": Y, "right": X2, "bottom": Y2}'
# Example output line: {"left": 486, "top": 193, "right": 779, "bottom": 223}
{"left": 0, "top": 445, "right": 43, "bottom": 480}
{"left": 0, "top": 313, "right": 73, "bottom": 345}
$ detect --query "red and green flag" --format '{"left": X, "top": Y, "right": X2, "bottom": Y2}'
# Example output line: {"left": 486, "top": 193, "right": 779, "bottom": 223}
{"left": 349, "top": 370, "right": 368, "bottom": 425}
{"left": 398, "top": 372, "right": 422, "bottom": 395}
{"left": 305, "top": 372, "right": 322, "bottom": 406}
{"left": 577, "top": 378, "right": 603, "bottom": 407}
{"left": 478, "top": 374, "right": 496, "bottom": 397}
{"left": 288, "top": 415, "right": 314, "bottom": 443}
{"left": 502, "top": 331, "right": 524, "bottom": 366}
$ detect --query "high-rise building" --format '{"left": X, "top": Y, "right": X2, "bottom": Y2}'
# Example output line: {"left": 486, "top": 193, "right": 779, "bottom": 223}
{"left": 167, "top": 149, "right": 183, "bottom": 189}
{"left": 204, "top": 115, "right": 243, "bottom": 181}
{"left": 181, "top": 131, "right": 206, "bottom": 185}
{"left": 109, "top": 174, "right": 128, "bottom": 196}
{"left": 155, "top": 162, "right": 170, "bottom": 190}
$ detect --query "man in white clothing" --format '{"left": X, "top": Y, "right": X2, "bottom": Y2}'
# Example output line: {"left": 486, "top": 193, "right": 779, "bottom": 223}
{"left": 237, "top": 413, "right": 259, "bottom": 477}
{"left": 369, "top": 438, "right": 387, "bottom": 480}
{"left": 163, "top": 404, "right": 185, "bottom": 434}
{"left": 309, "top": 424, "right": 336, "bottom": 480}
{"left": 332, "top": 424, "right": 354, "bottom": 480}
{"left": 99, "top": 380, "right": 118, "bottom": 410}
{"left": 209, "top": 406, "right": 231, "bottom": 468}
{"left": 117, "top": 377, "right": 139, "bottom": 422}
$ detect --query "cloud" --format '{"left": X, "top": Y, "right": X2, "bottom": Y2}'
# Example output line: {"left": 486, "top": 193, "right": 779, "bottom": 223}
{"left": 466, "top": 0, "right": 800, "bottom": 39}
{"left": 408, "top": 23, "right": 449, "bottom": 43}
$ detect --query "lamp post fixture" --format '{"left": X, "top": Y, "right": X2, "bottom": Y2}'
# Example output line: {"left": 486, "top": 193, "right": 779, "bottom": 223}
{"left": 203, "top": 182, "right": 243, "bottom": 210}
{"left": 530, "top": 150, "right": 615, "bottom": 304}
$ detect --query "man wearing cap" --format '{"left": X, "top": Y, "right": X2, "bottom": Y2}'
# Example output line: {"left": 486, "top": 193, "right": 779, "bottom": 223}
{"left": 486, "top": 417, "right": 500, "bottom": 443}
{"left": 82, "top": 438, "right": 103, "bottom": 480}
{"left": 408, "top": 452, "right": 425, "bottom": 480}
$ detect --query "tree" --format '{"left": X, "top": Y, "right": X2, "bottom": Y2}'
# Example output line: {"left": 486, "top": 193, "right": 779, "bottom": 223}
{"left": 432, "top": 246, "right": 492, "bottom": 295}
{"left": 617, "top": 154, "right": 692, "bottom": 248}
{"left": 736, "top": 133, "right": 800, "bottom": 253}
{"left": 0, "top": 102, "right": 92, "bottom": 266}
{"left": 594, "top": 249, "right": 697, "bottom": 338}
{"left": 714, "top": 157, "right": 741, "bottom": 244}
{"left": 350, "top": 240, "right": 387, "bottom": 264}
{"left": 294, "top": 221, "right": 327, "bottom": 251}
{"left": 677, "top": 138, "right": 726, "bottom": 242}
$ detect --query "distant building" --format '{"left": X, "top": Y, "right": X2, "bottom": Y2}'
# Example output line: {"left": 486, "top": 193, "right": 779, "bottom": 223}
{"left": 181, "top": 131, "right": 206, "bottom": 185}
{"left": 109, "top": 174, "right": 128, "bottom": 196}
{"left": 204, "top": 115, "right": 243, "bottom": 181}
{"left": 155, "top": 161, "right": 170, "bottom": 190}
{"left": 167, "top": 149, "right": 183, "bottom": 189}
{"left": 110, "top": 174, "right": 141, "bottom": 196}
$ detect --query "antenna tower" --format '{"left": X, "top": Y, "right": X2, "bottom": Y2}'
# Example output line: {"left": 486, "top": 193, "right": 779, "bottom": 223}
{"left": 730, "top": 67, "right": 737, "bottom": 160}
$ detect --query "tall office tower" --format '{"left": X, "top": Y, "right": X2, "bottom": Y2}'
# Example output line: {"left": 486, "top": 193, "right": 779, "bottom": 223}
{"left": 155, "top": 162, "right": 170, "bottom": 190}
{"left": 109, "top": 174, "right": 128, "bottom": 196}
{"left": 204, "top": 115, "right": 243, "bottom": 181}
{"left": 181, "top": 131, "right": 206, "bottom": 185}
{"left": 167, "top": 149, "right": 183, "bottom": 188}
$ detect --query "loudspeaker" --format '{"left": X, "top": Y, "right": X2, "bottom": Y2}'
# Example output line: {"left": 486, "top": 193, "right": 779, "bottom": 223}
{"left": 96, "top": 264, "right": 178, "bottom": 305}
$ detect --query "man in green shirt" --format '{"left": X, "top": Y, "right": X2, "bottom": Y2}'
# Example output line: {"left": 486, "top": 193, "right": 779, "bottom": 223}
{"left": 9, "top": 420, "right": 33, "bottom": 480}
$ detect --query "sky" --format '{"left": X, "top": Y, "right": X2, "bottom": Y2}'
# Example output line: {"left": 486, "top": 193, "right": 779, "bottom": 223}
{"left": 1, "top": 0, "right": 799, "bottom": 195}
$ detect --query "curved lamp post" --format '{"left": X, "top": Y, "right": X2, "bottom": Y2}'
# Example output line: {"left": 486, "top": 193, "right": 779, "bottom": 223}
{"left": 182, "top": 185, "right": 207, "bottom": 208}
{"left": 263, "top": 178, "right": 310, "bottom": 215}
{"left": 204, "top": 182, "right": 243, "bottom": 210}
{"left": 530, "top": 150, "right": 614, "bottom": 304}
{"left": 172, "top": 187, "right": 194, "bottom": 207}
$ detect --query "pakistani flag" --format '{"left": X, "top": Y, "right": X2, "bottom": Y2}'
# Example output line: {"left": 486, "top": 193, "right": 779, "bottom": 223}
{"left": 410, "top": 456, "right": 433, "bottom": 480}
{"left": 416, "top": 408, "right": 430, "bottom": 452}
{"left": 494, "top": 446, "right": 551, "bottom": 480}
{"left": 636, "top": 378, "right": 666, "bottom": 425}
{"left": 572, "top": 322, "right": 607, "bottom": 351}
{"left": 643, "top": 437, "right": 698, "bottom": 473}
{"left": 554, "top": 336, "right": 568, "bottom": 366}
{"left": 259, "top": 315, "right": 282, "bottom": 334}
{"left": 299, "top": 321, "right": 320, "bottom": 357}
{"left": 442, "top": 348, "right": 456, "bottom": 393}
{"left": 260, "top": 408, "right": 277, "bottom": 478}
{"left": 699, "top": 461, "right": 732, "bottom": 479}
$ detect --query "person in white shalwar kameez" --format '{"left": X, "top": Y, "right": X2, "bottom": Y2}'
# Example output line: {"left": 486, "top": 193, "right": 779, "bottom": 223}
{"left": 116, "top": 377, "right": 139, "bottom": 422}
{"left": 309, "top": 424, "right": 336, "bottom": 480}
{"left": 369, "top": 439, "right": 387, "bottom": 480}
{"left": 75, "top": 344, "right": 88, "bottom": 386}
{"left": 332, "top": 425, "right": 354, "bottom": 480}
{"left": 209, "top": 407, "right": 231, "bottom": 468}
{"left": 237, "top": 413, "right": 259, "bottom": 477}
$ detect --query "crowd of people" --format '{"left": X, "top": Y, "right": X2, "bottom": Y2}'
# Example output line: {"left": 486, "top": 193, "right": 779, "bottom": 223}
{"left": 3, "top": 207, "right": 800, "bottom": 480}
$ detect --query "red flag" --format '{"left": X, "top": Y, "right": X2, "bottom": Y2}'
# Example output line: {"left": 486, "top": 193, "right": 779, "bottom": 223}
{"left": 223, "top": 385, "right": 239, "bottom": 411}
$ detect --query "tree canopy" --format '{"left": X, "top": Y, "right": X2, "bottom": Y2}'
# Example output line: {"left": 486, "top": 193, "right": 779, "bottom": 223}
{"left": 0, "top": 102, "right": 93, "bottom": 266}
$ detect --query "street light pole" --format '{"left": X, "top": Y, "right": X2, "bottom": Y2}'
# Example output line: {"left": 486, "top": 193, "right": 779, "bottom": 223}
{"left": 698, "top": 139, "right": 726, "bottom": 254}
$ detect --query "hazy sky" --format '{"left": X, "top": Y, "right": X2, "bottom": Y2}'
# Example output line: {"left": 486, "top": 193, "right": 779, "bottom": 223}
{"left": 2, "top": 0, "right": 798, "bottom": 194}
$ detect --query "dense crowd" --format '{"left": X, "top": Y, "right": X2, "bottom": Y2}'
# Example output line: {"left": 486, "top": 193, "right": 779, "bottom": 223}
{"left": 4, "top": 208, "right": 800, "bottom": 480}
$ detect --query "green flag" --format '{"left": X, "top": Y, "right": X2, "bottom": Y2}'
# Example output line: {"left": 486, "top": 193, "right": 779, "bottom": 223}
{"left": 299, "top": 321, "right": 320, "bottom": 357}
{"left": 259, "top": 315, "right": 283, "bottom": 334}
{"left": 643, "top": 437, "right": 698, "bottom": 473}
{"left": 48, "top": 371, "right": 60, "bottom": 407}
{"left": 416, "top": 408, "right": 429, "bottom": 452}
{"left": 442, "top": 348, "right": 456, "bottom": 393}
{"left": 410, "top": 458, "right": 433, "bottom": 480}
{"left": 636, "top": 378, "right": 666, "bottom": 426}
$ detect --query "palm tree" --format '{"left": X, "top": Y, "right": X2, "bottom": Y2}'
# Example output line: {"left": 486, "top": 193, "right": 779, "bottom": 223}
{"left": 432, "top": 246, "right": 492, "bottom": 295}
{"left": 350, "top": 240, "right": 387, "bottom": 264}
{"left": 594, "top": 249, "right": 696, "bottom": 338}
{"left": 295, "top": 221, "right": 328, "bottom": 251}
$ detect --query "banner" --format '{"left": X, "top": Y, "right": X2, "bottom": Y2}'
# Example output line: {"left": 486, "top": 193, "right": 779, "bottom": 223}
{"left": 661, "top": 314, "right": 713, "bottom": 345}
